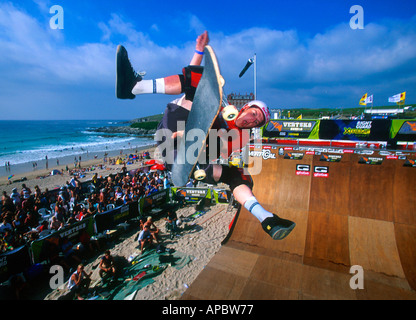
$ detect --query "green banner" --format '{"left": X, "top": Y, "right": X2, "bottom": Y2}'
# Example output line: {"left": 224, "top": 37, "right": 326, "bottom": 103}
{"left": 171, "top": 187, "right": 212, "bottom": 203}
{"left": 262, "top": 119, "right": 416, "bottom": 142}
{"left": 31, "top": 216, "right": 95, "bottom": 264}
{"left": 391, "top": 120, "right": 416, "bottom": 141}
{"left": 262, "top": 120, "right": 320, "bottom": 139}
{"left": 139, "top": 189, "right": 170, "bottom": 213}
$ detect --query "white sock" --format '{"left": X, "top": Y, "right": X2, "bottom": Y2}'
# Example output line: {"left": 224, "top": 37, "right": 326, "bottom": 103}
{"left": 243, "top": 196, "right": 274, "bottom": 223}
{"left": 132, "top": 78, "right": 165, "bottom": 95}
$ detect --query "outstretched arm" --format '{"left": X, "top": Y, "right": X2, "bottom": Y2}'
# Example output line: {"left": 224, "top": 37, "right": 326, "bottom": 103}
{"left": 189, "top": 31, "right": 210, "bottom": 66}
{"left": 168, "top": 32, "right": 210, "bottom": 116}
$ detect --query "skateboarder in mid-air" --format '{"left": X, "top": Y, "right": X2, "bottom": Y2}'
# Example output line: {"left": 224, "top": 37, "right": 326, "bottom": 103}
{"left": 116, "top": 31, "right": 295, "bottom": 240}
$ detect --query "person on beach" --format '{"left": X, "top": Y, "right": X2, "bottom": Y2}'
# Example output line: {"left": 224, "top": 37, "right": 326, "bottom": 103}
{"left": 116, "top": 31, "right": 295, "bottom": 240}
{"left": 143, "top": 217, "right": 160, "bottom": 243}
{"left": 137, "top": 225, "right": 153, "bottom": 253}
{"left": 10, "top": 188, "right": 21, "bottom": 207}
{"left": 20, "top": 184, "right": 31, "bottom": 201}
{"left": 99, "top": 250, "right": 117, "bottom": 279}
{"left": 99, "top": 188, "right": 108, "bottom": 213}
{"left": 50, "top": 216, "right": 63, "bottom": 231}
{"left": 67, "top": 264, "right": 92, "bottom": 300}
{"left": 165, "top": 209, "right": 179, "bottom": 237}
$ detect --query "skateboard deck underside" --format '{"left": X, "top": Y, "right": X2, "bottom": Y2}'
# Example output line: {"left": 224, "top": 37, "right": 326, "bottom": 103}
{"left": 171, "top": 46, "right": 223, "bottom": 187}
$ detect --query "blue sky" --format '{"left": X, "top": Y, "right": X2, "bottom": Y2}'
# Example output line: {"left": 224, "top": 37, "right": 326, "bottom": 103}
{"left": 0, "top": 0, "right": 415, "bottom": 120}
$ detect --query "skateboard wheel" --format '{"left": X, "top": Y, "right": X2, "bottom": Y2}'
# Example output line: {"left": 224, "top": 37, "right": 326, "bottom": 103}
{"left": 194, "top": 169, "right": 206, "bottom": 181}
{"left": 220, "top": 76, "right": 225, "bottom": 87}
{"left": 222, "top": 105, "right": 238, "bottom": 121}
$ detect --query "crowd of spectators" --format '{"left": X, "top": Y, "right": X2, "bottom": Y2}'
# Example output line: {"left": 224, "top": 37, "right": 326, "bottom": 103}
{"left": 0, "top": 160, "right": 171, "bottom": 256}
{"left": 0, "top": 151, "right": 189, "bottom": 300}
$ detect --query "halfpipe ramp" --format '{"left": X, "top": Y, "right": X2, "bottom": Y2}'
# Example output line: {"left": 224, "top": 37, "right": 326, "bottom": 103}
{"left": 182, "top": 146, "right": 416, "bottom": 299}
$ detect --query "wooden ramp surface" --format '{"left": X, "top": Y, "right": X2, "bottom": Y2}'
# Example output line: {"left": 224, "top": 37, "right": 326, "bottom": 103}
{"left": 182, "top": 146, "right": 416, "bottom": 300}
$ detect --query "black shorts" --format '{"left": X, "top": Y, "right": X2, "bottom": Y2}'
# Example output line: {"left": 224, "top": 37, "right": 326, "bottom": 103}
{"left": 156, "top": 65, "right": 204, "bottom": 135}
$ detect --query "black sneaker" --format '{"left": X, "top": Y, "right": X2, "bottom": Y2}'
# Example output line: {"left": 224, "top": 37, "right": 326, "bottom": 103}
{"left": 261, "top": 214, "right": 296, "bottom": 240}
{"left": 116, "top": 45, "right": 142, "bottom": 99}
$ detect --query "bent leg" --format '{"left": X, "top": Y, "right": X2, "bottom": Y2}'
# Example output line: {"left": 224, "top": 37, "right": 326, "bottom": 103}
{"left": 131, "top": 66, "right": 202, "bottom": 99}
{"left": 213, "top": 165, "right": 272, "bottom": 222}
{"left": 164, "top": 75, "right": 183, "bottom": 94}
{"left": 210, "top": 164, "right": 295, "bottom": 240}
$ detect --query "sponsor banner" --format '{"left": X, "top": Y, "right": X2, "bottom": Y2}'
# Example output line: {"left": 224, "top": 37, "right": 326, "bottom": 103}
{"left": 178, "top": 188, "right": 208, "bottom": 198}
{"left": 313, "top": 166, "right": 329, "bottom": 178}
{"left": 284, "top": 152, "right": 304, "bottom": 160}
{"left": 296, "top": 164, "right": 310, "bottom": 176}
{"left": 296, "top": 147, "right": 324, "bottom": 154}
{"left": 140, "top": 188, "right": 170, "bottom": 213}
{"left": 320, "top": 154, "right": 342, "bottom": 162}
{"left": 172, "top": 187, "right": 212, "bottom": 203}
{"left": 249, "top": 144, "right": 275, "bottom": 150}
{"left": 355, "top": 150, "right": 374, "bottom": 155}
{"left": 94, "top": 203, "right": 138, "bottom": 234}
{"left": 0, "top": 245, "right": 32, "bottom": 283}
{"left": 262, "top": 119, "right": 416, "bottom": 142}
{"left": 319, "top": 120, "right": 391, "bottom": 141}
{"left": 379, "top": 151, "right": 393, "bottom": 156}
{"left": 213, "top": 189, "right": 231, "bottom": 203}
{"left": 358, "top": 157, "right": 383, "bottom": 165}
{"left": 263, "top": 120, "right": 319, "bottom": 138}
{"left": 404, "top": 159, "right": 416, "bottom": 168}
{"left": 249, "top": 149, "right": 277, "bottom": 160}
{"left": 391, "top": 120, "right": 416, "bottom": 142}
{"left": 397, "top": 121, "right": 416, "bottom": 134}
{"left": 31, "top": 217, "right": 95, "bottom": 263}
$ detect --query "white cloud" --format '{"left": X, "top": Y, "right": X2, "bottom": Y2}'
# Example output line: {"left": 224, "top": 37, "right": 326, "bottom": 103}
{"left": 103, "top": 13, "right": 150, "bottom": 45}
{"left": 32, "top": 0, "right": 51, "bottom": 12}
{"left": 0, "top": 3, "right": 415, "bottom": 120}
{"left": 207, "top": 18, "right": 416, "bottom": 107}
{"left": 150, "top": 24, "right": 159, "bottom": 32}
{"left": 188, "top": 14, "right": 205, "bottom": 34}
{"left": 0, "top": 2, "right": 113, "bottom": 83}
{"left": 304, "top": 21, "right": 416, "bottom": 84}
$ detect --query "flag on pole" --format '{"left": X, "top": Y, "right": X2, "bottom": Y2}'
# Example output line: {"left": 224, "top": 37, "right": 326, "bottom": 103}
{"left": 388, "top": 93, "right": 400, "bottom": 103}
{"left": 359, "top": 93, "right": 368, "bottom": 105}
{"left": 239, "top": 57, "right": 254, "bottom": 78}
{"left": 389, "top": 92, "right": 406, "bottom": 104}
{"left": 399, "top": 92, "right": 406, "bottom": 105}
{"left": 359, "top": 93, "right": 373, "bottom": 105}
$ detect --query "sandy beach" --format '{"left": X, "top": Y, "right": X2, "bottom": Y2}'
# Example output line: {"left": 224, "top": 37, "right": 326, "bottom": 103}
{"left": 0, "top": 144, "right": 237, "bottom": 300}
{"left": 0, "top": 144, "right": 157, "bottom": 195}
{"left": 44, "top": 202, "right": 236, "bottom": 300}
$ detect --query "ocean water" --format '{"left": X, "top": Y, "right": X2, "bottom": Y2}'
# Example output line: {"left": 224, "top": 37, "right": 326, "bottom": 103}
{"left": 0, "top": 120, "right": 154, "bottom": 177}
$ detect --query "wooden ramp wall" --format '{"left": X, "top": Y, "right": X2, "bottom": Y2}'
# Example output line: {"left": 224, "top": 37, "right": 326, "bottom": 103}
{"left": 182, "top": 147, "right": 416, "bottom": 300}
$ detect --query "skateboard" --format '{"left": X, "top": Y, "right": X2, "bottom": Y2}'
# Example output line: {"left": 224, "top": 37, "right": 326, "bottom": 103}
{"left": 171, "top": 46, "right": 238, "bottom": 187}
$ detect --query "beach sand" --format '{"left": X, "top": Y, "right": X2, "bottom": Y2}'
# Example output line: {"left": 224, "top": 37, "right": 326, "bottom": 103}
{"left": 1, "top": 145, "right": 238, "bottom": 300}
{"left": 0, "top": 146, "right": 157, "bottom": 195}
{"left": 44, "top": 202, "right": 236, "bottom": 300}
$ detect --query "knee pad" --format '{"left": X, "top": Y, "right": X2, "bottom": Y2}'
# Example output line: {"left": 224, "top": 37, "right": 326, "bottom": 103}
{"left": 182, "top": 66, "right": 204, "bottom": 101}
{"left": 219, "top": 165, "right": 253, "bottom": 192}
